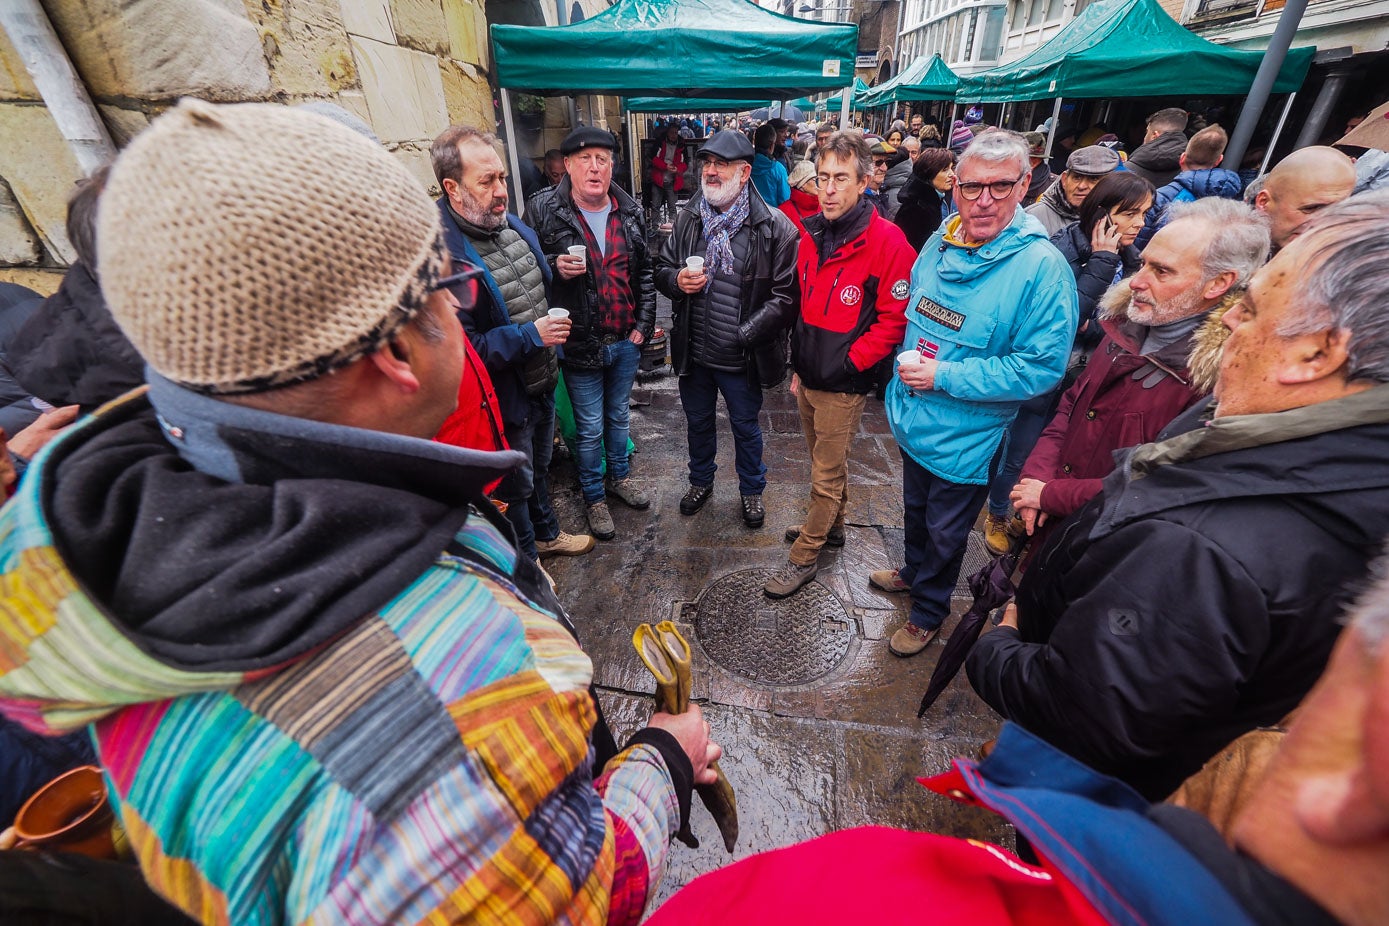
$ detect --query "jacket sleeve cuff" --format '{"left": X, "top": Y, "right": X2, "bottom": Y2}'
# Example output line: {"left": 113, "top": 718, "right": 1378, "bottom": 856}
{"left": 625, "top": 727, "right": 695, "bottom": 840}
{"left": 933, "top": 361, "right": 955, "bottom": 394}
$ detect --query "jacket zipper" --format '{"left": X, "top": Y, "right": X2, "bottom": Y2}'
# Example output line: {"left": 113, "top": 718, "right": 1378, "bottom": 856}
{"left": 823, "top": 269, "right": 843, "bottom": 319}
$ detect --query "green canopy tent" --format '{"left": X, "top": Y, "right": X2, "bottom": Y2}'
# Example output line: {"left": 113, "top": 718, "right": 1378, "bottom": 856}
{"left": 492, "top": 0, "right": 855, "bottom": 98}
{"left": 955, "top": 0, "right": 1312, "bottom": 103}
{"left": 791, "top": 78, "right": 871, "bottom": 113}
{"left": 953, "top": 0, "right": 1313, "bottom": 158}
{"left": 492, "top": 0, "right": 857, "bottom": 215}
{"left": 860, "top": 54, "right": 958, "bottom": 109}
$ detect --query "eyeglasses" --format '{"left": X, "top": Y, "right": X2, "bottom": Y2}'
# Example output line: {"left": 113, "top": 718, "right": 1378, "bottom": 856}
{"left": 429, "top": 262, "right": 483, "bottom": 311}
{"left": 814, "top": 174, "right": 856, "bottom": 190}
{"left": 872, "top": 158, "right": 888, "bottom": 168}
{"left": 954, "top": 175, "right": 1026, "bottom": 201}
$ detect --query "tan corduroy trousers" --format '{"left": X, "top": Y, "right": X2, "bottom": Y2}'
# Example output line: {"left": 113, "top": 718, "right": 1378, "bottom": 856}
{"left": 789, "top": 386, "right": 866, "bottom": 566}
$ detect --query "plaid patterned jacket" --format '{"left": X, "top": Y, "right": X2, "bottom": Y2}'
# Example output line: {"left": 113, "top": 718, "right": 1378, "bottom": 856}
{"left": 0, "top": 388, "right": 685, "bottom": 925}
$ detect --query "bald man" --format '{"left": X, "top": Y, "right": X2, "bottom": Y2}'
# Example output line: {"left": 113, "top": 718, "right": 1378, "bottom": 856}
{"left": 1255, "top": 146, "right": 1356, "bottom": 250}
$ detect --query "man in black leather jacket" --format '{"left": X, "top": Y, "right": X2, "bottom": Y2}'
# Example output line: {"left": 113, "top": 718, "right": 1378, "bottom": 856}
{"left": 653, "top": 130, "right": 799, "bottom": 528}
{"left": 526, "top": 128, "right": 656, "bottom": 542}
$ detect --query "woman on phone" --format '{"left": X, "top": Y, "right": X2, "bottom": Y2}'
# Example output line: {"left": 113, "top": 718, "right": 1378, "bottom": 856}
{"left": 892, "top": 148, "right": 955, "bottom": 251}
{"left": 1050, "top": 171, "right": 1153, "bottom": 350}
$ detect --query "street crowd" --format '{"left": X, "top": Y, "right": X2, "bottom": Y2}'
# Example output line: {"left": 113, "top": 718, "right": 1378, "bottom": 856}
{"left": 0, "top": 90, "right": 1386, "bottom": 926}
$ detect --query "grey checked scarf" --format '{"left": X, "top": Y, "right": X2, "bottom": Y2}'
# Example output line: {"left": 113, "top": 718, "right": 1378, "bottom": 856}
{"left": 698, "top": 183, "right": 751, "bottom": 288}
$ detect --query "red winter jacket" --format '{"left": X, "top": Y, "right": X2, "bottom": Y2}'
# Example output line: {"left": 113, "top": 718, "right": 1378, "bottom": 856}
{"left": 650, "top": 140, "right": 687, "bottom": 193}
{"left": 777, "top": 187, "right": 819, "bottom": 235}
{"left": 791, "top": 202, "right": 915, "bottom": 393}
{"left": 434, "top": 337, "right": 509, "bottom": 494}
{"left": 1021, "top": 303, "right": 1212, "bottom": 535}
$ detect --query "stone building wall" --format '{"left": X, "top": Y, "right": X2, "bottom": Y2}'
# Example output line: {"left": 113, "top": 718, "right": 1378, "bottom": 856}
{"left": 0, "top": 0, "right": 501, "bottom": 293}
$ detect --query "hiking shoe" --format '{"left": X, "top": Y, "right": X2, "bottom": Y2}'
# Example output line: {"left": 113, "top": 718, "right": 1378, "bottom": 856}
{"left": 983, "top": 512, "right": 1022, "bottom": 555}
{"left": 868, "top": 569, "right": 909, "bottom": 593}
{"left": 784, "top": 524, "right": 846, "bottom": 547}
{"left": 606, "top": 477, "right": 651, "bottom": 510}
{"left": 535, "top": 531, "right": 595, "bottom": 557}
{"left": 763, "top": 561, "right": 818, "bottom": 599}
{"left": 679, "top": 484, "right": 713, "bottom": 515}
{"left": 889, "top": 623, "right": 939, "bottom": 657}
{"left": 741, "top": 494, "right": 765, "bottom": 528}
{"left": 586, "top": 501, "right": 616, "bottom": 541}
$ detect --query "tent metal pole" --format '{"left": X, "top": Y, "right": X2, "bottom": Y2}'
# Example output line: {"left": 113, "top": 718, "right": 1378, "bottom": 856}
{"left": 1043, "top": 97, "right": 1063, "bottom": 158}
{"left": 949, "top": 102, "right": 959, "bottom": 128}
{"left": 1225, "top": 0, "right": 1309, "bottom": 170}
{"left": 499, "top": 87, "right": 526, "bottom": 219}
{"left": 839, "top": 85, "right": 851, "bottom": 130}
{"left": 629, "top": 110, "right": 641, "bottom": 201}
{"left": 1260, "top": 91, "right": 1298, "bottom": 175}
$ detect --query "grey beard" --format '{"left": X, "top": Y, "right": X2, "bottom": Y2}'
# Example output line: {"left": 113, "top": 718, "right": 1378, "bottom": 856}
{"left": 1127, "top": 286, "right": 1203, "bottom": 328}
{"left": 701, "top": 176, "right": 743, "bottom": 210}
{"left": 456, "top": 192, "right": 508, "bottom": 230}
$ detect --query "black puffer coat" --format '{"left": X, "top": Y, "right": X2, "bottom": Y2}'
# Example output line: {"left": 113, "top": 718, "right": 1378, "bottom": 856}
{"left": 526, "top": 177, "right": 655, "bottom": 370}
{"left": 967, "top": 387, "right": 1389, "bottom": 800}
{"left": 654, "top": 188, "right": 799, "bottom": 388}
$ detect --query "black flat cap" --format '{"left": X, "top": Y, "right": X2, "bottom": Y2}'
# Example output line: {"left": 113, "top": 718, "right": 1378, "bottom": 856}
{"left": 560, "top": 127, "right": 617, "bottom": 156}
{"left": 696, "top": 130, "right": 755, "bottom": 163}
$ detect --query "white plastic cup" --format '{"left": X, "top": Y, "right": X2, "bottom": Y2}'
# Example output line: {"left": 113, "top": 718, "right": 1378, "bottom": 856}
{"left": 567, "top": 245, "right": 587, "bottom": 259}
{"left": 548, "top": 308, "right": 570, "bottom": 320}
{"left": 897, "top": 349, "right": 923, "bottom": 366}
{"left": 686, "top": 255, "right": 705, "bottom": 273}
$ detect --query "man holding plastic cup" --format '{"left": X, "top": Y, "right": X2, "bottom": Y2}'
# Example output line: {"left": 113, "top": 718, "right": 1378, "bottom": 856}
{"left": 654, "top": 130, "right": 799, "bottom": 529}
{"left": 879, "top": 130, "right": 1077, "bottom": 657}
{"left": 528, "top": 127, "right": 656, "bottom": 542}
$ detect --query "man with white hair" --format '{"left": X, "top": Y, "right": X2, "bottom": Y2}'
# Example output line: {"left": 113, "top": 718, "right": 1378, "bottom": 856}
{"left": 970, "top": 192, "right": 1389, "bottom": 801}
{"left": 879, "top": 130, "right": 1078, "bottom": 657}
{"left": 654, "top": 131, "right": 800, "bottom": 528}
{"left": 1010, "top": 197, "right": 1270, "bottom": 554}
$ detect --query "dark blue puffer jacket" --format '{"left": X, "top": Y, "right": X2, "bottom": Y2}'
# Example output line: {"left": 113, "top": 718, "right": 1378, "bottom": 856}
{"left": 1136, "top": 168, "right": 1245, "bottom": 251}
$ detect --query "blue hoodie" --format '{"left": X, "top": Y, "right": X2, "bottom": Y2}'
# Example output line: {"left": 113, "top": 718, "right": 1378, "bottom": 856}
{"left": 751, "top": 152, "right": 790, "bottom": 207}
{"left": 1136, "top": 167, "right": 1245, "bottom": 251}
{"left": 886, "top": 207, "right": 1077, "bottom": 484}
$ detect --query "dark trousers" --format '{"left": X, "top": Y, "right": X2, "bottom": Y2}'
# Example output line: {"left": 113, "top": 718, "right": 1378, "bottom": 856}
{"left": 678, "top": 363, "right": 766, "bottom": 495}
{"left": 496, "top": 391, "right": 560, "bottom": 561}
{"left": 899, "top": 450, "right": 988, "bottom": 632}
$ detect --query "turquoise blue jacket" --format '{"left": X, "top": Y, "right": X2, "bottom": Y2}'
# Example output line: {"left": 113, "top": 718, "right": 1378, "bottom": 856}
{"left": 887, "top": 208, "right": 1077, "bottom": 484}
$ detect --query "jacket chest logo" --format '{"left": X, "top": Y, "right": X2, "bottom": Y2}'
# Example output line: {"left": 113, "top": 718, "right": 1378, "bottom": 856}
{"left": 915, "top": 296, "right": 965, "bottom": 332}
{"left": 840, "top": 285, "right": 863, "bottom": 306}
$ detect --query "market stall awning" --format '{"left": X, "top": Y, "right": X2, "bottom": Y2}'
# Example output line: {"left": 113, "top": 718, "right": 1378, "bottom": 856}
{"left": 492, "top": 0, "right": 858, "bottom": 99}
{"left": 861, "top": 54, "right": 957, "bottom": 108}
{"left": 955, "top": 0, "right": 1314, "bottom": 103}
{"left": 791, "top": 78, "right": 871, "bottom": 112}
{"left": 624, "top": 97, "right": 769, "bottom": 113}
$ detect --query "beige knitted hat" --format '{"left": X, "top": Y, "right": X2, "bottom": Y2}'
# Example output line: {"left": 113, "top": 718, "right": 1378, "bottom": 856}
{"left": 97, "top": 98, "right": 444, "bottom": 394}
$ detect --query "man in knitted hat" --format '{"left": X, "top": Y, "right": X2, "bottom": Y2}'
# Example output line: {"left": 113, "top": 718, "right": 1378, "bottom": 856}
{"left": 0, "top": 100, "right": 718, "bottom": 925}
{"left": 527, "top": 127, "right": 656, "bottom": 542}
{"left": 654, "top": 130, "right": 799, "bottom": 529}
{"left": 431, "top": 125, "right": 594, "bottom": 560}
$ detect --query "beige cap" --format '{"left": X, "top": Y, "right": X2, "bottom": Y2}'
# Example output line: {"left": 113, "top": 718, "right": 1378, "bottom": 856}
{"left": 97, "top": 98, "right": 443, "bottom": 395}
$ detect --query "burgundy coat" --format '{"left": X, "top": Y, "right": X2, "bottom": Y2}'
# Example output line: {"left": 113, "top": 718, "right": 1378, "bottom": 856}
{"left": 1021, "top": 307, "right": 1210, "bottom": 524}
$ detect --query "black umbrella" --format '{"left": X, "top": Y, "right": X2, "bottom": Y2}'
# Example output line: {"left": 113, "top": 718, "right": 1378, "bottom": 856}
{"left": 749, "top": 104, "right": 806, "bottom": 123}
{"left": 917, "top": 531, "right": 1028, "bottom": 718}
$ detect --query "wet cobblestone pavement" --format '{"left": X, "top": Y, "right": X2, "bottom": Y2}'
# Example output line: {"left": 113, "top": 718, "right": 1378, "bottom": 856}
{"left": 543, "top": 301, "right": 1012, "bottom": 904}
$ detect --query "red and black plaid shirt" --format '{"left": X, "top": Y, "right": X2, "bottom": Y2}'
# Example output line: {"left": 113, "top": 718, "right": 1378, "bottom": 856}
{"left": 575, "top": 196, "right": 636, "bottom": 337}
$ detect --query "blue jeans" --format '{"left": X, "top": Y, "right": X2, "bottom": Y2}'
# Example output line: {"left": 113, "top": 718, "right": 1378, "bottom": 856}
{"left": 678, "top": 363, "right": 766, "bottom": 495}
{"left": 986, "top": 394, "right": 1055, "bottom": 518}
{"left": 899, "top": 451, "right": 989, "bottom": 632}
{"left": 564, "top": 338, "right": 641, "bottom": 505}
{"left": 495, "top": 391, "right": 560, "bottom": 561}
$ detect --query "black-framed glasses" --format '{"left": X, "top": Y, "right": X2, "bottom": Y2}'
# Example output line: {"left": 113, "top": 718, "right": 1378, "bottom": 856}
{"left": 429, "top": 262, "right": 483, "bottom": 311}
{"left": 954, "top": 175, "right": 1026, "bottom": 201}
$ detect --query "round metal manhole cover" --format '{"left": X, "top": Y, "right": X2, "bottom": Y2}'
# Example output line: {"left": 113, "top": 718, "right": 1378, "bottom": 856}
{"left": 691, "top": 568, "right": 855, "bottom": 687}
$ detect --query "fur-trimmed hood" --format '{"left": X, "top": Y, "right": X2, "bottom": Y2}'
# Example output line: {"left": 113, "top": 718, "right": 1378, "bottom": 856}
{"left": 1097, "top": 279, "right": 1239, "bottom": 393}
